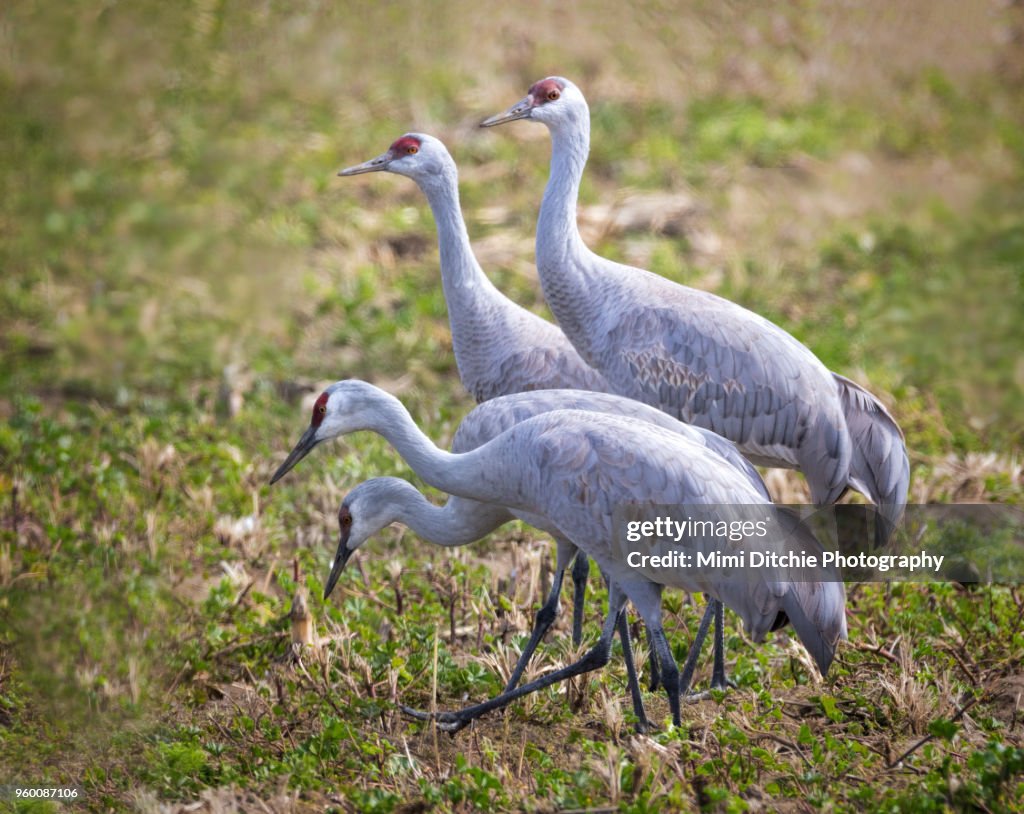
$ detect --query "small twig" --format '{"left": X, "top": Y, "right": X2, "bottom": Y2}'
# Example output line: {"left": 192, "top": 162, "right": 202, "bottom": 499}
{"left": 943, "top": 645, "right": 978, "bottom": 685}
{"left": 431, "top": 624, "right": 440, "bottom": 771}
{"left": 297, "top": 660, "right": 344, "bottom": 717}
{"left": 10, "top": 479, "right": 18, "bottom": 539}
{"left": 887, "top": 695, "right": 981, "bottom": 769}
{"left": 230, "top": 580, "right": 255, "bottom": 611}
{"left": 850, "top": 640, "right": 900, "bottom": 665}
{"left": 1008, "top": 588, "right": 1024, "bottom": 640}
{"left": 750, "top": 732, "right": 813, "bottom": 770}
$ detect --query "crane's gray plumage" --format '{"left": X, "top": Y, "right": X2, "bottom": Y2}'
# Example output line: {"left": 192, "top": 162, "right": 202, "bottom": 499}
{"left": 450, "top": 407, "right": 847, "bottom": 670}
{"left": 482, "top": 77, "right": 909, "bottom": 542}
{"left": 311, "top": 381, "right": 846, "bottom": 728}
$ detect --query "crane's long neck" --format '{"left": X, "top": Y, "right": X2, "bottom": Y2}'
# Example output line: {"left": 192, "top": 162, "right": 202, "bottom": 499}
{"left": 536, "top": 112, "right": 591, "bottom": 277}
{"left": 419, "top": 169, "right": 503, "bottom": 315}
{"left": 532, "top": 109, "right": 604, "bottom": 353}
{"left": 391, "top": 484, "right": 512, "bottom": 547}
{"left": 367, "top": 395, "right": 510, "bottom": 506}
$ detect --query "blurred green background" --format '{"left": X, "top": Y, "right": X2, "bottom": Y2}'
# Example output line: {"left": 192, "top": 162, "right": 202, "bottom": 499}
{"left": 1, "top": 1, "right": 1022, "bottom": 811}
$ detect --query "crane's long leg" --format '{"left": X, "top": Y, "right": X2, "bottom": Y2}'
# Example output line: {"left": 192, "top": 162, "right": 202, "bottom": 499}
{"left": 646, "top": 627, "right": 661, "bottom": 691}
{"left": 615, "top": 607, "right": 651, "bottom": 732}
{"left": 570, "top": 551, "right": 589, "bottom": 647}
{"left": 710, "top": 599, "right": 729, "bottom": 691}
{"left": 677, "top": 598, "right": 716, "bottom": 695}
{"left": 503, "top": 566, "right": 566, "bottom": 692}
{"left": 599, "top": 570, "right": 650, "bottom": 731}
{"left": 621, "top": 580, "right": 681, "bottom": 726}
{"left": 680, "top": 599, "right": 738, "bottom": 704}
{"left": 403, "top": 586, "right": 628, "bottom": 734}
{"left": 504, "top": 543, "right": 648, "bottom": 728}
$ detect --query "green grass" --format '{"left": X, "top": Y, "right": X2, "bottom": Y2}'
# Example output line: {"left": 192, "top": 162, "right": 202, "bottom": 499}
{"left": 2, "top": 1, "right": 1024, "bottom": 811}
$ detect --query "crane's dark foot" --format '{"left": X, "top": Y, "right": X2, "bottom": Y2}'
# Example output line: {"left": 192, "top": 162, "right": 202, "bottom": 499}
{"left": 682, "top": 676, "right": 736, "bottom": 704}
{"left": 399, "top": 703, "right": 433, "bottom": 722}
{"left": 399, "top": 705, "right": 475, "bottom": 734}
{"left": 710, "top": 675, "right": 738, "bottom": 692}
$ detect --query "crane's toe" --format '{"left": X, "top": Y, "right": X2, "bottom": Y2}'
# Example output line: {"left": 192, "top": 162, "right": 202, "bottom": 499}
{"left": 399, "top": 704, "right": 433, "bottom": 721}
{"left": 682, "top": 681, "right": 734, "bottom": 704}
{"left": 399, "top": 704, "right": 475, "bottom": 734}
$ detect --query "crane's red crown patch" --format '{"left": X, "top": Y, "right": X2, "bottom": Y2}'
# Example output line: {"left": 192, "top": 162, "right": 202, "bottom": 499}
{"left": 529, "top": 78, "right": 564, "bottom": 103}
{"left": 311, "top": 392, "right": 330, "bottom": 427}
{"left": 389, "top": 135, "right": 422, "bottom": 155}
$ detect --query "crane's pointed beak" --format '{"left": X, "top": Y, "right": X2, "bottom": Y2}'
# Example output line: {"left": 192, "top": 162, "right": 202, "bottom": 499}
{"left": 323, "top": 535, "right": 354, "bottom": 600}
{"left": 338, "top": 152, "right": 390, "bottom": 176}
{"left": 269, "top": 425, "right": 320, "bottom": 485}
{"left": 480, "top": 96, "right": 533, "bottom": 127}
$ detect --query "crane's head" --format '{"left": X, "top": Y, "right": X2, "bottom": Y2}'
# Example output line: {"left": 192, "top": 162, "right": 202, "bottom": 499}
{"left": 323, "top": 478, "right": 410, "bottom": 599}
{"left": 480, "top": 77, "right": 586, "bottom": 130}
{"left": 338, "top": 133, "right": 452, "bottom": 181}
{"left": 269, "top": 380, "right": 400, "bottom": 484}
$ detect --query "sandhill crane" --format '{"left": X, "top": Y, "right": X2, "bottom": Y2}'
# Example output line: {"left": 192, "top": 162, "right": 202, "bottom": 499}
{"left": 306, "top": 380, "right": 846, "bottom": 732}
{"left": 272, "top": 385, "right": 772, "bottom": 709}
{"left": 482, "top": 77, "right": 909, "bottom": 547}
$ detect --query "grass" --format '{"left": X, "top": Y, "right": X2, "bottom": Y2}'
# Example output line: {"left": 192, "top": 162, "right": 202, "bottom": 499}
{"left": 2, "top": 1, "right": 1024, "bottom": 811}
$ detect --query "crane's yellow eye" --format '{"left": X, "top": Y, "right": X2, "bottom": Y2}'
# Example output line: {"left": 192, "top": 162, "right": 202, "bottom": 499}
{"left": 407, "top": 145, "right": 418, "bottom": 154}
{"left": 547, "top": 89, "right": 560, "bottom": 101}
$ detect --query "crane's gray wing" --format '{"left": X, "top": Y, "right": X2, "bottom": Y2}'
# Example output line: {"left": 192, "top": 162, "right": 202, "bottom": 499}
{"left": 599, "top": 301, "right": 850, "bottom": 501}
{"left": 470, "top": 342, "right": 611, "bottom": 404}
{"left": 527, "top": 413, "right": 768, "bottom": 556}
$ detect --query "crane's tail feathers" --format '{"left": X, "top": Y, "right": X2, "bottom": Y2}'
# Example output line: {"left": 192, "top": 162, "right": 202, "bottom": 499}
{"left": 833, "top": 373, "right": 910, "bottom": 548}
{"left": 773, "top": 510, "right": 847, "bottom": 676}
{"left": 781, "top": 580, "right": 847, "bottom": 676}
